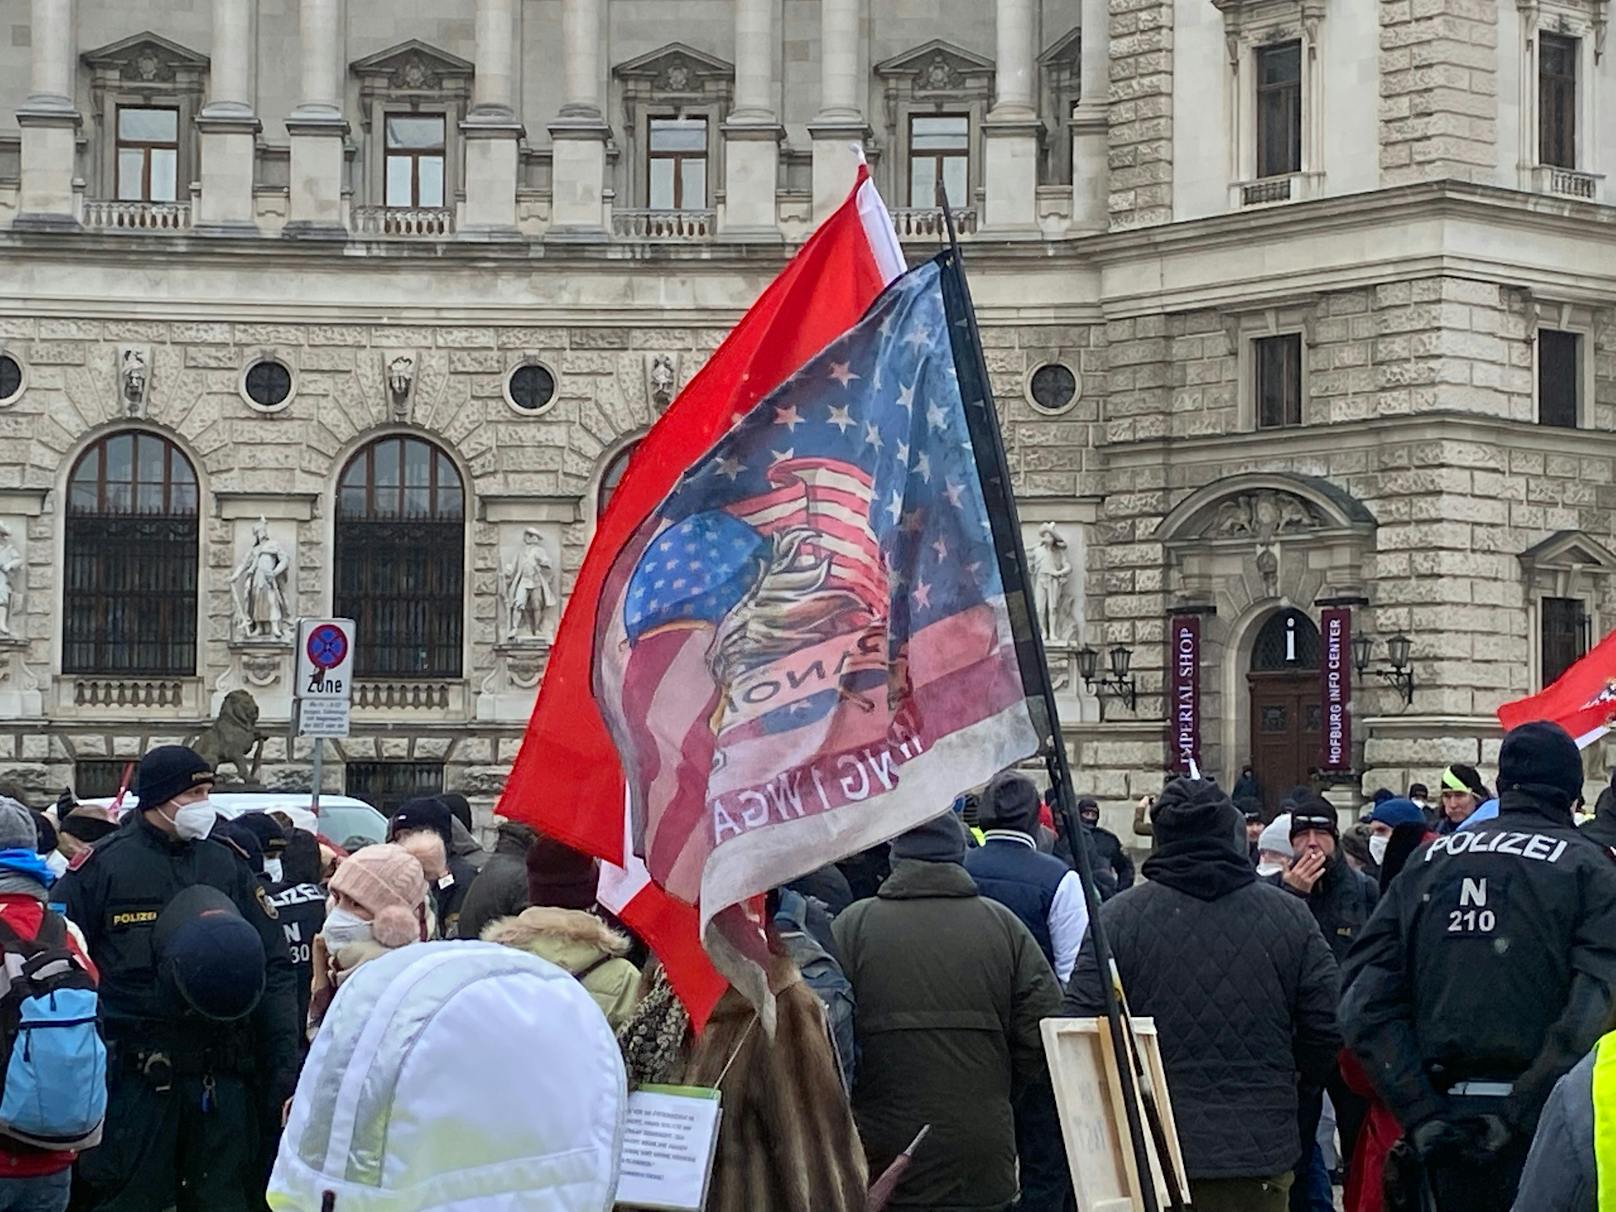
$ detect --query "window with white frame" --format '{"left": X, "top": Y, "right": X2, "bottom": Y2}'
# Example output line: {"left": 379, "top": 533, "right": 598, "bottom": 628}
{"left": 874, "top": 43, "right": 996, "bottom": 217}
{"left": 1215, "top": 0, "right": 1325, "bottom": 207}
{"left": 647, "top": 116, "right": 709, "bottom": 210}
{"left": 1518, "top": 4, "right": 1602, "bottom": 199}
{"left": 351, "top": 43, "right": 474, "bottom": 214}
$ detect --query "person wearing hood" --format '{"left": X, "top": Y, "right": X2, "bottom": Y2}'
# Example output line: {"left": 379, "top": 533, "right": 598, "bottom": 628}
{"left": 1064, "top": 779, "right": 1340, "bottom": 1212}
{"left": 1256, "top": 815, "right": 1293, "bottom": 877}
{"left": 270, "top": 941, "right": 628, "bottom": 1212}
{"left": 480, "top": 838, "right": 640, "bottom": 1030}
{"left": 387, "top": 796, "right": 479, "bottom": 939}
{"left": 1077, "top": 796, "right": 1134, "bottom": 899}
{"left": 0, "top": 796, "right": 97, "bottom": 1212}
{"left": 1342, "top": 721, "right": 1616, "bottom": 1212}
{"left": 56, "top": 745, "right": 298, "bottom": 1212}
{"left": 440, "top": 793, "right": 490, "bottom": 873}
{"left": 308, "top": 842, "right": 428, "bottom": 1039}
{"left": 452, "top": 818, "right": 538, "bottom": 942}
{"left": 834, "top": 811, "right": 1061, "bottom": 1212}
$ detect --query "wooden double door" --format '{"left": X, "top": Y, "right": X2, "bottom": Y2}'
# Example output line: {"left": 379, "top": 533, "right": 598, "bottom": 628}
{"left": 1248, "top": 671, "right": 1322, "bottom": 817}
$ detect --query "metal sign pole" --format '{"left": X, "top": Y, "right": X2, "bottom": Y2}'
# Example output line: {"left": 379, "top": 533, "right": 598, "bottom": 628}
{"left": 309, "top": 735, "right": 323, "bottom": 818}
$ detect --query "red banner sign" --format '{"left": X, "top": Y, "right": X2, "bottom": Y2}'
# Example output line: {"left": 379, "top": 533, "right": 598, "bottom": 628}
{"left": 1169, "top": 616, "right": 1200, "bottom": 775}
{"left": 1320, "top": 607, "right": 1352, "bottom": 772}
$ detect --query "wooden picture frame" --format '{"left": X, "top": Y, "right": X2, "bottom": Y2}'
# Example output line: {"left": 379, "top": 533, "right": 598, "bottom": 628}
{"left": 1040, "top": 1017, "right": 1190, "bottom": 1212}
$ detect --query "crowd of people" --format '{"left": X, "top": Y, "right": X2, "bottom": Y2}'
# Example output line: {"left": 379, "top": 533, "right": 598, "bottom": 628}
{"left": 0, "top": 718, "right": 1610, "bottom": 1210}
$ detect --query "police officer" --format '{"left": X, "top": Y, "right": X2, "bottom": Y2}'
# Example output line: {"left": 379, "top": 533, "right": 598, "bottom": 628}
{"left": 1342, "top": 721, "right": 1616, "bottom": 1212}
{"left": 55, "top": 745, "right": 298, "bottom": 1212}
{"left": 265, "top": 828, "right": 327, "bottom": 1040}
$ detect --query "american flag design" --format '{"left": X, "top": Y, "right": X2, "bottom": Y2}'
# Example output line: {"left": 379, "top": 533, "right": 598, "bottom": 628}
{"left": 593, "top": 257, "right": 1040, "bottom": 1004}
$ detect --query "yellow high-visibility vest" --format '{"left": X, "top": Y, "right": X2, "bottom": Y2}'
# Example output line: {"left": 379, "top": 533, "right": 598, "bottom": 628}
{"left": 970, "top": 826, "right": 986, "bottom": 846}
{"left": 1594, "top": 1033, "right": 1616, "bottom": 1208}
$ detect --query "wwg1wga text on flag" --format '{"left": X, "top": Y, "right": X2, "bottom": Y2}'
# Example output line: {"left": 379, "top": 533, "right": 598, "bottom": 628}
{"left": 498, "top": 164, "right": 904, "bottom": 1029}
{"left": 1499, "top": 626, "right": 1616, "bottom": 748}
{"left": 593, "top": 256, "right": 1042, "bottom": 1021}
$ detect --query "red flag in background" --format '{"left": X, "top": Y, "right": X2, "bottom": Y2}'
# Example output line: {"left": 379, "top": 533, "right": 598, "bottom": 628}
{"left": 498, "top": 165, "right": 904, "bottom": 1026}
{"left": 1498, "top": 628, "right": 1616, "bottom": 748}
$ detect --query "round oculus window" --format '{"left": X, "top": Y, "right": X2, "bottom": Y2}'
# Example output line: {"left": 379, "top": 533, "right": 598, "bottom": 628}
{"left": 243, "top": 359, "right": 294, "bottom": 410}
{"left": 1028, "top": 363, "right": 1079, "bottom": 413}
{"left": 0, "top": 355, "right": 22, "bottom": 404}
{"left": 507, "top": 363, "right": 557, "bottom": 414}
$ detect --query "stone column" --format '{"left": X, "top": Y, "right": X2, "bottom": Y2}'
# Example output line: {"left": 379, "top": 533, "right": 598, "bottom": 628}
{"left": 15, "top": 0, "right": 81, "bottom": 230}
{"left": 809, "top": 0, "right": 869, "bottom": 220}
{"left": 1070, "top": 0, "right": 1109, "bottom": 231}
{"left": 196, "top": 0, "right": 260, "bottom": 232}
{"left": 461, "top": 0, "right": 524, "bottom": 237}
{"left": 284, "top": 0, "right": 348, "bottom": 237}
{"left": 548, "top": 0, "right": 608, "bottom": 238}
{"left": 982, "top": 0, "right": 1041, "bottom": 233}
{"left": 720, "top": 0, "right": 782, "bottom": 239}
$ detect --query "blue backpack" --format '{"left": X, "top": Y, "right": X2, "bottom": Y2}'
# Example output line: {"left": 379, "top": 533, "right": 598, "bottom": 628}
{"left": 0, "top": 912, "right": 106, "bottom": 1151}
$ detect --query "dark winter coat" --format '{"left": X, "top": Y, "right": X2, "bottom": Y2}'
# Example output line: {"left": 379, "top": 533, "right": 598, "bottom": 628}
{"left": 1511, "top": 1038, "right": 1601, "bottom": 1212}
{"left": 451, "top": 820, "right": 537, "bottom": 941}
{"left": 1064, "top": 869, "right": 1341, "bottom": 1179}
{"left": 1266, "top": 854, "right": 1379, "bottom": 964}
{"left": 833, "top": 858, "right": 1061, "bottom": 1212}
{"left": 433, "top": 853, "right": 480, "bottom": 941}
{"left": 1084, "top": 824, "right": 1134, "bottom": 899}
{"left": 1341, "top": 788, "right": 1616, "bottom": 1135}
{"left": 1578, "top": 794, "right": 1616, "bottom": 849}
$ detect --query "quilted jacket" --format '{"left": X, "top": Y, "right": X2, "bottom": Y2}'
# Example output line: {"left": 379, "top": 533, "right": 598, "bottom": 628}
{"left": 1063, "top": 877, "right": 1341, "bottom": 1179}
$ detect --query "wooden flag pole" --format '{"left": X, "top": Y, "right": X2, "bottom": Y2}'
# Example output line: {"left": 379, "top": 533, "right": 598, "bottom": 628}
{"left": 934, "top": 187, "right": 1184, "bottom": 1212}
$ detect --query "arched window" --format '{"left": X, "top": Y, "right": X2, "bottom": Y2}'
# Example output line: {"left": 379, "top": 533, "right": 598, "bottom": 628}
{"left": 335, "top": 436, "right": 465, "bottom": 678}
{"left": 598, "top": 442, "right": 637, "bottom": 518}
{"left": 1250, "top": 608, "right": 1321, "bottom": 671}
{"left": 64, "top": 432, "right": 200, "bottom": 675}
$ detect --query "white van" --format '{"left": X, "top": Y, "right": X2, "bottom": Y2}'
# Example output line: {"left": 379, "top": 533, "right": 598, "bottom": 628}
{"left": 80, "top": 791, "right": 389, "bottom": 846}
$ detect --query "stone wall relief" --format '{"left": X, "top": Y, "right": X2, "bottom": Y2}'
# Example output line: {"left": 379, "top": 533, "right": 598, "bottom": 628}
{"left": 1029, "top": 522, "right": 1078, "bottom": 643}
{"left": 0, "top": 520, "right": 22, "bottom": 644}
{"left": 645, "top": 352, "right": 679, "bottom": 412}
{"left": 500, "top": 526, "right": 558, "bottom": 644}
{"left": 384, "top": 349, "right": 417, "bottom": 420}
{"left": 1202, "top": 490, "right": 1324, "bottom": 597}
{"left": 230, "top": 516, "right": 293, "bottom": 643}
{"left": 0, "top": 513, "right": 41, "bottom": 719}
{"left": 118, "top": 344, "right": 151, "bottom": 417}
{"left": 213, "top": 515, "right": 300, "bottom": 719}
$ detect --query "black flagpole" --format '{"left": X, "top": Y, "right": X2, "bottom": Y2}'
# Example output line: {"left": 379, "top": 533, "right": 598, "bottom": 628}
{"left": 933, "top": 189, "right": 1183, "bottom": 1212}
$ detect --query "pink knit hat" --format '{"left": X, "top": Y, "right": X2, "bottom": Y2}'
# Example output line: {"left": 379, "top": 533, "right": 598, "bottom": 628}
{"left": 329, "top": 843, "right": 428, "bottom": 948}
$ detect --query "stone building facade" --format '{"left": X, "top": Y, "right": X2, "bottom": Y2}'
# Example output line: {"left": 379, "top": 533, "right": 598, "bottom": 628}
{"left": 0, "top": 0, "right": 1613, "bottom": 829}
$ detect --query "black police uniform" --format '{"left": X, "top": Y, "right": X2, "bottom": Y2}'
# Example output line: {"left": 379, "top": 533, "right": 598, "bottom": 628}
{"left": 265, "top": 878, "right": 325, "bottom": 1038}
{"left": 56, "top": 807, "right": 298, "bottom": 1211}
{"left": 1342, "top": 781, "right": 1616, "bottom": 1212}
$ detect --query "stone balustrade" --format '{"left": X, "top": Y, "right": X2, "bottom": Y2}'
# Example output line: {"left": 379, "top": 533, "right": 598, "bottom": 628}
{"left": 352, "top": 206, "right": 456, "bottom": 238}
{"left": 610, "top": 208, "right": 715, "bottom": 240}
{"left": 82, "top": 200, "right": 192, "bottom": 231}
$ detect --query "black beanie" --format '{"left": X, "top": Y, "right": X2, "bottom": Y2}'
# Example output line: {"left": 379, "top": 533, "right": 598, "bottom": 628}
{"left": 1150, "top": 779, "right": 1238, "bottom": 847}
{"left": 389, "top": 796, "right": 455, "bottom": 851}
{"left": 891, "top": 812, "right": 966, "bottom": 864}
{"left": 981, "top": 771, "right": 1041, "bottom": 833}
{"left": 1288, "top": 791, "right": 1340, "bottom": 842}
{"left": 1499, "top": 720, "right": 1583, "bottom": 807}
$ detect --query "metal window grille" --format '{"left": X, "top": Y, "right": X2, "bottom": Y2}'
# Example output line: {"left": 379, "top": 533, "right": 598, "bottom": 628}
{"left": 344, "top": 761, "right": 445, "bottom": 817}
{"left": 1256, "top": 42, "right": 1302, "bottom": 179}
{"left": 1541, "top": 596, "right": 1589, "bottom": 687}
{"left": 73, "top": 760, "right": 137, "bottom": 800}
{"left": 62, "top": 432, "right": 199, "bottom": 676}
{"left": 334, "top": 436, "right": 465, "bottom": 678}
{"left": 1251, "top": 609, "right": 1321, "bottom": 671}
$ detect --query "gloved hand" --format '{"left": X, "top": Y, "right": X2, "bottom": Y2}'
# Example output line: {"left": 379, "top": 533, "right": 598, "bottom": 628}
{"left": 1408, "top": 1117, "right": 1469, "bottom": 1164}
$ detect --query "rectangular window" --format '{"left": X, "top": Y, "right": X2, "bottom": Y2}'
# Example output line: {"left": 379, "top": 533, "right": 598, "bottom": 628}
{"left": 115, "top": 107, "right": 179, "bottom": 203}
{"left": 1255, "top": 333, "right": 1303, "bottom": 429}
{"left": 908, "top": 114, "right": 969, "bottom": 208}
{"left": 1538, "top": 328, "right": 1580, "bottom": 428}
{"left": 73, "top": 760, "right": 138, "bottom": 800}
{"left": 384, "top": 115, "right": 446, "bottom": 208}
{"left": 648, "top": 117, "right": 708, "bottom": 210}
{"left": 1540, "top": 33, "right": 1578, "bottom": 169}
{"left": 1541, "top": 596, "right": 1589, "bottom": 686}
{"left": 1256, "top": 42, "right": 1302, "bottom": 179}
{"left": 345, "top": 761, "right": 445, "bottom": 817}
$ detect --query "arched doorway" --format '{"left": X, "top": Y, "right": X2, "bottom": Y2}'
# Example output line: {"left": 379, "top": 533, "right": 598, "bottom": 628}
{"left": 1247, "top": 608, "right": 1321, "bottom": 815}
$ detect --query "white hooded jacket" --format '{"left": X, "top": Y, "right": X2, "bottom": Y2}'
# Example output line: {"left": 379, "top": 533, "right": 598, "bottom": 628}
{"left": 269, "top": 941, "right": 627, "bottom": 1211}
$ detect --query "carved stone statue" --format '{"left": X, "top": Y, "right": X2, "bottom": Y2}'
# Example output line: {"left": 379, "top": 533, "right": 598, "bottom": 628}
{"left": 1276, "top": 494, "right": 1317, "bottom": 532}
{"left": 647, "top": 353, "right": 677, "bottom": 411}
{"left": 1031, "top": 523, "right": 1074, "bottom": 642}
{"left": 1207, "top": 491, "right": 1318, "bottom": 539}
{"left": 231, "top": 517, "right": 292, "bottom": 641}
{"left": 503, "top": 528, "right": 557, "bottom": 642}
{"left": 387, "top": 353, "right": 415, "bottom": 414}
{"left": 120, "top": 347, "right": 148, "bottom": 414}
{"left": 191, "top": 689, "right": 268, "bottom": 783}
{"left": 0, "top": 523, "right": 18, "bottom": 640}
{"left": 1210, "top": 497, "right": 1255, "bottom": 537}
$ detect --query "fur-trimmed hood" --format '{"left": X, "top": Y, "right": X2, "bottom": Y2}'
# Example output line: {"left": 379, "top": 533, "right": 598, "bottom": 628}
{"left": 482, "top": 906, "right": 629, "bottom": 965}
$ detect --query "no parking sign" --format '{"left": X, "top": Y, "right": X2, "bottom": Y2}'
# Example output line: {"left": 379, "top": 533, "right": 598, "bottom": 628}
{"left": 295, "top": 618, "right": 355, "bottom": 737}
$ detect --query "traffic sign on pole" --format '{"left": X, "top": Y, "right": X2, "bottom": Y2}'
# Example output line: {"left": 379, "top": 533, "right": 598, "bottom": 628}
{"left": 296, "top": 618, "right": 355, "bottom": 701}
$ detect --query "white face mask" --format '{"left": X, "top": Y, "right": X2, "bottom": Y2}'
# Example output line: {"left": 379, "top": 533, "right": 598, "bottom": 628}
{"left": 1369, "top": 834, "right": 1390, "bottom": 866}
{"left": 321, "top": 906, "right": 373, "bottom": 951}
{"left": 165, "top": 800, "right": 216, "bottom": 842}
{"left": 264, "top": 857, "right": 284, "bottom": 883}
{"left": 1256, "top": 860, "right": 1285, "bottom": 877}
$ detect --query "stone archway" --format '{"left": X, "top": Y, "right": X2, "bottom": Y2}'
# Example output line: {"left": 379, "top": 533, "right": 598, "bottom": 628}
{"left": 1155, "top": 473, "right": 1376, "bottom": 786}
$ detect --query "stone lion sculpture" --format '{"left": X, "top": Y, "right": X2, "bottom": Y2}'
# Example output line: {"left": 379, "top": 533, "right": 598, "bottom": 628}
{"left": 191, "top": 689, "right": 268, "bottom": 784}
